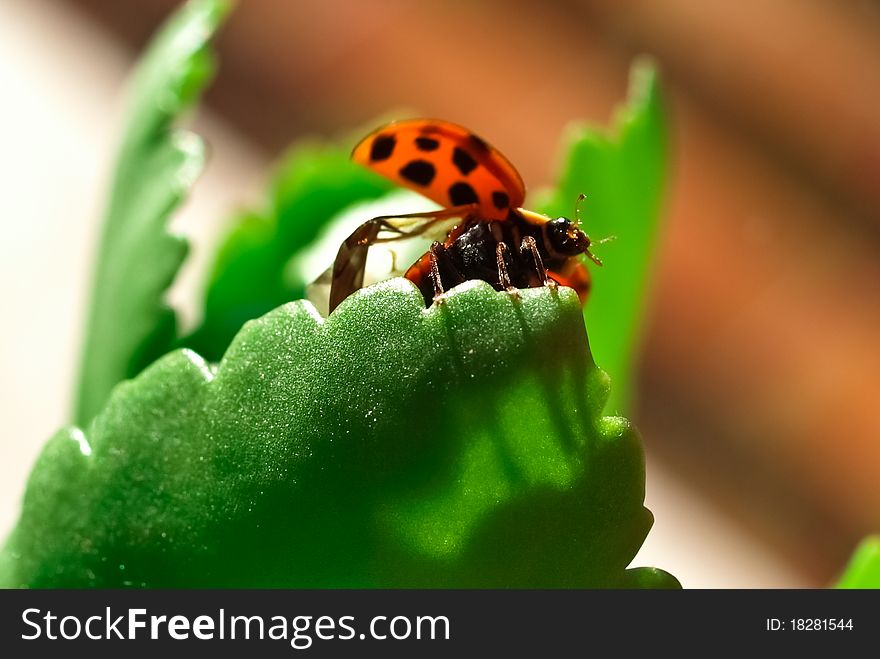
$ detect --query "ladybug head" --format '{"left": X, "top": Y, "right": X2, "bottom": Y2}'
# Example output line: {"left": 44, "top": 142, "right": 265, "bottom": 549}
{"left": 545, "top": 217, "right": 603, "bottom": 266}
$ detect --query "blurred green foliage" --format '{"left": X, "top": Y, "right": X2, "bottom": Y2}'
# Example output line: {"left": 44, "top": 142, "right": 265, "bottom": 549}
{"left": 837, "top": 536, "right": 880, "bottom": 588}
{"left": 183, "top": 142, "right": 393, "bottom": 361}
{"left": 74, "top": 0, "right": 230, "bottom": 425}
{"left": 537, "top": 61, "right": 666, "bottom": 414}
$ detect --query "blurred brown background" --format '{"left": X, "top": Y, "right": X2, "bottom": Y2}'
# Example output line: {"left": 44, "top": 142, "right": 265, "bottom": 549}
{"left": 8, "top": 0, "right": 880, "bottom": 585}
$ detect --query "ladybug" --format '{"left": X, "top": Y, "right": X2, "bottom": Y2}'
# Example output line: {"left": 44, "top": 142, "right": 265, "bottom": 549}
{"left": 329, "top": 119, "right": 604, "bottom": 312}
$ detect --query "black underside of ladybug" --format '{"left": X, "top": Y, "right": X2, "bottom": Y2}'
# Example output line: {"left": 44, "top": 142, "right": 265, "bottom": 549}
{"left": 408, "top": 216, "right": 564, "bottom": 306}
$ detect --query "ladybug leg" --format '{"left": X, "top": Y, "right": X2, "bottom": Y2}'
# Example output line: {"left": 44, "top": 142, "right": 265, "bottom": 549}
{"left": 429, "top": 244, "right": 445, "bottom": 300}
{"left": 495, "top": 242, "right": 520, "bottom": 300}
{"left": 521, "top": 236, "right": 557, "bottom": 291}
{"left": 428, "top": 242, "right": 465, "bottom": 304}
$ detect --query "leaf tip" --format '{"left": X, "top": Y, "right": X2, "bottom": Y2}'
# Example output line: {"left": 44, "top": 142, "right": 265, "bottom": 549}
{"left": 628, "top": 57, "right": 661, "bottom": 107}
{"left": 837, "top": 535, "right": 880, "bottom": 589}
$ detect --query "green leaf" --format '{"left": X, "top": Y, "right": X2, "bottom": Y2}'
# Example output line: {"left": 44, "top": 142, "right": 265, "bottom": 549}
{"left": 836, "top": 536, "right": 880, "bottom": 588}
{"left": 183, "top": 140, "right": 394, "bottom": 362}
{"left": 2, "top": 282, "right": 676, "bottom": 588}
{"left": 73, "top": 0, "right": 230, "bottom": 426}
{"left": 536, "top": 60, "right": 666, "bottom": 414}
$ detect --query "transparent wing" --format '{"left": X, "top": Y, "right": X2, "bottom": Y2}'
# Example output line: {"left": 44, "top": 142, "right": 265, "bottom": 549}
{"left": 327, "top": 207, "right": 474, "bottom": 312}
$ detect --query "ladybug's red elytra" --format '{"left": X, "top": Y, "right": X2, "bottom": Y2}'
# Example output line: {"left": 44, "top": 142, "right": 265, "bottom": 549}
{"left": 329, "top": 118, "right": 603, "bottom": 312}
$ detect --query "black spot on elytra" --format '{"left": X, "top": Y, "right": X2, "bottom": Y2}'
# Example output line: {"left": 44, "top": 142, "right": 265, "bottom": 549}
{"left": 370, "top": 134, "right": 396, "bottom": 161}
{"left": 415, "top": 136, "right": 439, "bottom": 151}
{"left": 468, "top": 133, "right": 490, "bottom": 153}
{"left": 449, "top": 182, "right": 479, "bottom": 206}
{"left": 492, "top": 191, "right": 510, "bottom": 210}
{"left": 400, "top": 160, "right": 436, "bottom": 186}
{"left": 452, "top": 147, "right": 478, "bottom": 175}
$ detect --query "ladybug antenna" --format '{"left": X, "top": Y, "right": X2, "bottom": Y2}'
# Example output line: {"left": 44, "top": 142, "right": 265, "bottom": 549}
{"left": 573, "top": 192, "right": 614, "bottom": 266}
{"left": 584, "top": 234, "right": 616, "bottom": 267}
{"left": 584, "top": 249, "right": 603, "bottom": 267}
{"left": 574, "top": 193, "right": 586, "bottom": 228}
